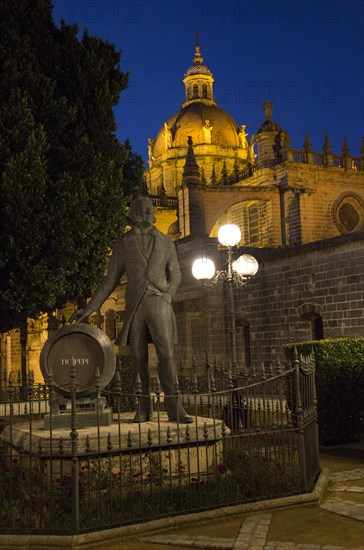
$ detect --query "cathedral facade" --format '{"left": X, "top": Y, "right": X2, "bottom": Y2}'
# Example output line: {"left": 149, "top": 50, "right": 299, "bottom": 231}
{"left": 1, "top": 43, "right": 363, "bottom": 383}
{"left": 145, "top": 42, "right": 364, "bottom": 375}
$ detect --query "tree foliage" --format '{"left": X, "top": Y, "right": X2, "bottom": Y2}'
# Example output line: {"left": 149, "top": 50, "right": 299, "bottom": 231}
{"left": 121, "top": 139, "right": 147, "bottom": 197}
{"left": 0, "top": 0, "right": 142, "bottom": 333}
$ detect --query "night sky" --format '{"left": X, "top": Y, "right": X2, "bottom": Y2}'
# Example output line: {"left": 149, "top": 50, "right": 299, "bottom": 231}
{"left": 52, "top": 0, "right": 364, "bottom": 163}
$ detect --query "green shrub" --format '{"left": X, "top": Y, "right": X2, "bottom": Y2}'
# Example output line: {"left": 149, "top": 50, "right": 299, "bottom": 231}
{"left": 285, "top": 338, "right": 364, "bottom": 445}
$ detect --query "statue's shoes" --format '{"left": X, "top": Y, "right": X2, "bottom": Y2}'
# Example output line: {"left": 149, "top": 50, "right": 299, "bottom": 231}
{"left": 133, "top": 412, "right": 152, "bottom": 423}
{"left": 168, "top": 414, "right": 193, "bottom": 424}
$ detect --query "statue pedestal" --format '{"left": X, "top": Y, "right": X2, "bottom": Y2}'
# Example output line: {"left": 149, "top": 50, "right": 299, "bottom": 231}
{"left": 2, "top": 412, "right": 227, "bottom": 453}
{"left": 43, "top": 396, "right": 113, "bottom": 429}
{"left": 1, "top": 413, "right": 228, "bottom": 481}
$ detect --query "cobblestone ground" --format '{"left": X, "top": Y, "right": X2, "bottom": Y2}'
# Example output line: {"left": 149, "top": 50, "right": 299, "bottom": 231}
{"left": 320, "top": 469, "right": 364, "bottom": 523}
{"left": 140, "top": 469, "right": 364, "bottom": 550}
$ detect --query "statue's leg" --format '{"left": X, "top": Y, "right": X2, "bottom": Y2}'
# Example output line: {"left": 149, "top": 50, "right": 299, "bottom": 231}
{"left": 146, "top": 295, "right": 192, "bottom": 423}
{"left": 128, "top": 301, "right": 152, "bottom": 421}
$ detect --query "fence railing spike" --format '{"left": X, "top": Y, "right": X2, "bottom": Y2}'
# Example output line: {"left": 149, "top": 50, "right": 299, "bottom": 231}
{"left": 154, "top": 373, "right": 161, "bottom": 395}
{"left": 134, "top": 373, "right": 142, "bottom": 394}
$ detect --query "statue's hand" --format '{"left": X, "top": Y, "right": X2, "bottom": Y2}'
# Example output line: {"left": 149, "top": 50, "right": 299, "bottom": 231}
{"left": 69, "top": 310, "right": 84, "bottom": 324}
{"left": 69, "top": 307, "right": 93, "bottom": 324}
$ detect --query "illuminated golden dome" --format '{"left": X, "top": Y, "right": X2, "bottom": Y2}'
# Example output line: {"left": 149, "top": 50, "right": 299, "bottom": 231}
{"left": 146, "top": 39, "right": 250, "bottom": 197}
{"left": 153, "top": 102, "right": 241, "bottom": 159}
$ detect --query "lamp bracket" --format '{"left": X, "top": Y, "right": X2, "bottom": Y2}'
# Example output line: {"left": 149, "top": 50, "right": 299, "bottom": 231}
{"left": 205, "top": 270, "right": 251, "bottom": 288}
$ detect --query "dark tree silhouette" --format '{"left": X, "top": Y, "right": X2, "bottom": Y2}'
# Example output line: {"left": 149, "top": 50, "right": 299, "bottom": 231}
{"left": 0, "top": 0, "right": 143, "bottom": 385}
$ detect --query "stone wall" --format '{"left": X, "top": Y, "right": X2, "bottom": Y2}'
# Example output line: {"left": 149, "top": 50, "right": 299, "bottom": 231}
{"left": 174, "top": 230, "right": 364, "bottom": 374}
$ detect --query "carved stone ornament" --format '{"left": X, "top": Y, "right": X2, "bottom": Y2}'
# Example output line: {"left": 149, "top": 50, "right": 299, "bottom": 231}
{"left": 331, "top": 192, "right": 364, "bottom": 233}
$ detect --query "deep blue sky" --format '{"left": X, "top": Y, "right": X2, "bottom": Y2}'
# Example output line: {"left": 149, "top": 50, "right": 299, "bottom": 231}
{"left": 53, "top": 0, "right": 364, "bottom": 163}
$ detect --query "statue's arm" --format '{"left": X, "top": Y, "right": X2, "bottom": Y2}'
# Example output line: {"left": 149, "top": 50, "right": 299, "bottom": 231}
{"left": 87, "top": 238, "right": 125, "bottom": 311}
{"left": 70, "top": 238, "right": 125, "bottom": 322}
{"left": 165, "top": 239, "right": 182, "bottom": 301}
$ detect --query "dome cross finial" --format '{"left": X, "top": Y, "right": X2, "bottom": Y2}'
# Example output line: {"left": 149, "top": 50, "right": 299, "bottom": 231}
{"left": 263, "top": 101, "right": 273, "bottom": 121}
{"left": 193, "top": 30, "right": 204, "bottom": 64}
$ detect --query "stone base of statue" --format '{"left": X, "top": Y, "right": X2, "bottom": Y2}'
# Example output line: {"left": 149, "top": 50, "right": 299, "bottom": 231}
{"left": 1, "top": 413, "right": 228, "bottom": 481}
{"left": 43, "top": 396, "right": 113, "bottom": 429}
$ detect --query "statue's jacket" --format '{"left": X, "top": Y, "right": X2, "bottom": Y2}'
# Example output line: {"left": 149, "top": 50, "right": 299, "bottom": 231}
{"left": 86, "top": 227, "right": 182, "bottom": 346}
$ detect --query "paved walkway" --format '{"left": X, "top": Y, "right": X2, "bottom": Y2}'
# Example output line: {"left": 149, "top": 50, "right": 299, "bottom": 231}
{"left": 134, "top": 460, "right": 364, "bottom": 550}
{"left": 140, "top": 467, "right": 364, "bottom": 550}
{"left": 320, "top": 468, "right": 364, "bottom": 523}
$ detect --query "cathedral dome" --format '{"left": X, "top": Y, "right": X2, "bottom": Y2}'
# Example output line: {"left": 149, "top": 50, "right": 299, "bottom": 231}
{"left": 146, "top": 39, "right": 250, "bottom": 197}
{"left": 152, "top": 101, "right": 241, "bottom": 159}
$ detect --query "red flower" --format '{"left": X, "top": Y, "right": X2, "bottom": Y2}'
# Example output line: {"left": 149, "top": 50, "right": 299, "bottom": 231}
{"left": 61, "top": 474, "right": 72, "bottom": 483}
{"left": 218, "top": 463, "right": 226, "bottom": 474}
{"left": 191, "top": 477, "right": 205, "bottom": 487}
{"left": 133, "top": 470, "right": 143, "bottom": 478}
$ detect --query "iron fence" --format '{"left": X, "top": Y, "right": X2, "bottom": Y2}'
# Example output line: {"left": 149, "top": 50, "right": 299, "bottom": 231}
{"left": 0, "top": 351, "right": 320, "bottom": 535}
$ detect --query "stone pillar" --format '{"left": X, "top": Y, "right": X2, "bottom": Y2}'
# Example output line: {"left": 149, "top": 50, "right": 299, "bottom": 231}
{"left": 303, "top": 131, "right": 314, "bottom": 164}
{"left": 323, "top": 131, "right": 333, "bottom": 166}
{"left": 256, "top": 132, "right": 279, "bottom": 168}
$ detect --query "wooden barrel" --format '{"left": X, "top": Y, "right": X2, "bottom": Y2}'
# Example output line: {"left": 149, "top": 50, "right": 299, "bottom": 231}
{"left": 40, "top": 324, "right": 116, "bottom": 397}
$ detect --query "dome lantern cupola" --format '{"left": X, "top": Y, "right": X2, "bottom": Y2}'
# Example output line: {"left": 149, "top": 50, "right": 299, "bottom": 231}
{"left": 182, "top": 33, "right": 216, "bottom": 107}
{"left": 146, "top": 36, "right": 250, "bottom": 197}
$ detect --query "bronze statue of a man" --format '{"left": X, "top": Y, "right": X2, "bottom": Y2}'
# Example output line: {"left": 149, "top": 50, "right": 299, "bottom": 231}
{"left": 71, "top": 196, "right": 192, "bottom": 423}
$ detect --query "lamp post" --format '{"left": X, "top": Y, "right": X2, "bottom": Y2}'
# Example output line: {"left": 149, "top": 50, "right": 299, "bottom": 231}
{"left": 192, "top": 224, "right": 258, "bottom": 376}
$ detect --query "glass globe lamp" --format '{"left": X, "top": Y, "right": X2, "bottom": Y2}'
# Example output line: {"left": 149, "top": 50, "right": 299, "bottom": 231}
{"left": 217, "top": 224, "right": 241, "bottom": 247}
{"left": 192, "top": 258, "right": 216, "bottom": 280}
{"left": 232, "top": 254, "right": 259, "bottom": 277}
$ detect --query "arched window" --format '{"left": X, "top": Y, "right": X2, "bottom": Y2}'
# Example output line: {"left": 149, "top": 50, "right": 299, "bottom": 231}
{"left": 312, "top": 315, "right": 324, "bottom": 340}
{"left": 247, "top": 203, "right": 259, "bottom": 244}
{"left": 296, "top": 302, "right": 324, "bottom": 341}
{"left": 193, "top": 84, "right": 198, "bottom": 98}
{"left": 202, "top": 83, "right": 208, "bottom": 98}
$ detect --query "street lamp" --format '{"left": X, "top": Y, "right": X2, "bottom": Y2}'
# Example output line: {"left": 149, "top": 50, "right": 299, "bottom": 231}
{"left": 192, "top": 224, "right": 259, "bottom": 375}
